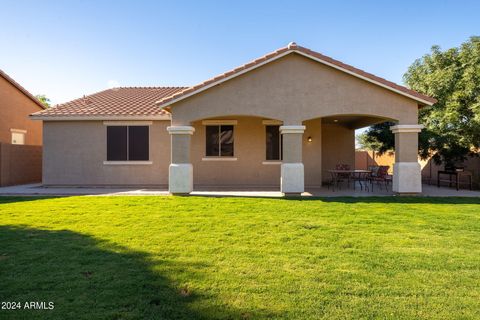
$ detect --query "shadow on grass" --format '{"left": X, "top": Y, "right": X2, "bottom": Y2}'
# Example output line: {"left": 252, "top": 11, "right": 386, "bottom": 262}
{"left": 281, "top": 196, "right": 480, "bottom": 204}
{"left": 0, "top": 196, "right": 63, "bottom": 205}
{"left": 0, "top": 226, "right": 257, "bottom": 320}
{"left": 182, "top": 193, "right": 480, "bottom": 204}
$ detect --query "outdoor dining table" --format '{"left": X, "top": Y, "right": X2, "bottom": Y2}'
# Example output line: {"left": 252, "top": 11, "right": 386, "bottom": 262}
{"left": 328, "top": 169, "right": 371, "bottom": 191}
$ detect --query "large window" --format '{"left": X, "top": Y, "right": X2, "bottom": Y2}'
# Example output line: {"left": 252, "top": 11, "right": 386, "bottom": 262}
{"left": 205, "top": 125, "right": 234, "bottom": 157}
{"left": 266, "top": 125, "right": 282, "bottom": 161}
{"left": 107, "top": 126, "right": 149, "bottom": 161}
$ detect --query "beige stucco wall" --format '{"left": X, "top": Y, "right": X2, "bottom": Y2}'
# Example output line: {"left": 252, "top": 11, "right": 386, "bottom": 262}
{"left": 42, "top": 117, "right": 355, "bottom": 188}
{"left": 189, "top": 116, "right": 352, "bottom": 187}
{"left": 170, "top": 53, "right": 419, "bottom": 126}
{"left": 321, "top": 124, "right": 355, "bottom": 183}
{"left": 42, "top": 121, "right": 170, "bottom": 186}
{"left": 0, "top": 76, "right": 43, "bottom": 145}
{"left": 191, "top": 116, "right": 281, "bottom": 187}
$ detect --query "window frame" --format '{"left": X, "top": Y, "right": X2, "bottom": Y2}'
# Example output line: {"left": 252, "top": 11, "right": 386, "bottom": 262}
{"left": 10, "top": 129, "right": 26, "bottom": 145}
{"left": 265, "top": 124, "right": 283, "bottom": 162}
{"left": 104, "top": 124, "right": 151, "bottom": 164}
{"left": 203, "top": 121, "right": 236, "bottom": 160}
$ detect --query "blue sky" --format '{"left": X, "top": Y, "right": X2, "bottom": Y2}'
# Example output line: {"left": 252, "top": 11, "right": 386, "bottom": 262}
{"left": 1, "top": 0, "right": 479, "bottom": 105}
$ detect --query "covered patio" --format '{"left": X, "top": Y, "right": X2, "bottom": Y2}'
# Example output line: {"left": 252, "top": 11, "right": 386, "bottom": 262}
{"left": 158, "top": 44, "right": 434, "bottom": 195}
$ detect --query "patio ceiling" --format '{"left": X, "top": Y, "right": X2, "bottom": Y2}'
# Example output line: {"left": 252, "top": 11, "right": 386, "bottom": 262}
{"left": 321, "top": 115, "right": 391, "bottom": 129}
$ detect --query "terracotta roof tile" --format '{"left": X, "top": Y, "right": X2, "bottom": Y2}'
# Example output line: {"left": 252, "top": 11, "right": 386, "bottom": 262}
{"left": 31, "top": 87, "right": 186, "bottom": 118}
{"left": 155, "top": 43, "right": 437, "bottom": 107}
{"left": 0, "top": 69, "right": 46, "bottom": 109}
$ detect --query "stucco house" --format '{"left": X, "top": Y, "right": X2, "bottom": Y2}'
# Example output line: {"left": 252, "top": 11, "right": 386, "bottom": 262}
{"left": 0, "top": 69, "right": 44, "bottom": 186}
{"left": 31, "top": 43, "right": 436, "bottom": 195}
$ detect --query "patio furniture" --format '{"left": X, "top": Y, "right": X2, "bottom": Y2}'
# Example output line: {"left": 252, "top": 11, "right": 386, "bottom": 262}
{"left": 437, "top": 170, "right": 473, "bottom": 191}
{"left": 333, "top": 164, "right": 351, "bottom": 188}
{"left": 351, "top": 170, "right": 371, "bottom": 191}
{"left": 368, "top": 166, "right": 380, "bottom": 178}
{"left": 328, "top": 169, "right": 371, "bottom": 192}
{"left": 368, "top": 165, "right": 390, "bottom": 191}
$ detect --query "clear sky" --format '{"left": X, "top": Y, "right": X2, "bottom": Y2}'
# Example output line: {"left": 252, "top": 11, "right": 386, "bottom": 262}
{"left": 1, "top": 0, "right": 479, "bottom": 105}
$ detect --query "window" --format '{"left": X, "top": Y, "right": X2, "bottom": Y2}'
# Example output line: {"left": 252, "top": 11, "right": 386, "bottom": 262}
{"left": 205, "top": 125, "right": 234, "bottom": 157}
{"left": 107, "top": 126, "right": 149, "bottom": 161}
{"left": 266, "top": 125, "right": 282, "bottom": 160}
{"left": 11, "top": 129, "right": 26, "bottom": 145}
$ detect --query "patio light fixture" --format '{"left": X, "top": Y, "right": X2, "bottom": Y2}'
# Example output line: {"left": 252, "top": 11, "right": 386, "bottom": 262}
{"left": 307, "top": 136, "right": 312, "bottom": 142}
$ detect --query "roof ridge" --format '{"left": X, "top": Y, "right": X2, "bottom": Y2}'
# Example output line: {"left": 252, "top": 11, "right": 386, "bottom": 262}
{"left": 0, "top": 69, "right": 46, "bottom": 109}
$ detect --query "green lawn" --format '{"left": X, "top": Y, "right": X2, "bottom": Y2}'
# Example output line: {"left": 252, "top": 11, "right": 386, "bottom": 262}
{"left": 1, "top": 196, "right": 480, "bottom": 319}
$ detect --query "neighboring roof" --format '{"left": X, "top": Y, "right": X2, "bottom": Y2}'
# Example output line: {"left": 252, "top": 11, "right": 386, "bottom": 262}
{"left": 0, "top": 69, "right": 46, "bottom": 110}
{"left": 31, "top": 87, "right": 186, "bottom": 120}
{"left": 156, "top": 42, "right": 437, "bottom": 108}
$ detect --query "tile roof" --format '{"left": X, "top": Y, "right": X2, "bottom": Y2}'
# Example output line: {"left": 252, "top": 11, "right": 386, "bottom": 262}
{"left": 0, "top": 69, "right": 46, "bottom": 109}
{"left": 156, "top": 42, "right": 437, "bottom": 107}
{"left": 31, "top": 87, "right": 186, "bottom": 118}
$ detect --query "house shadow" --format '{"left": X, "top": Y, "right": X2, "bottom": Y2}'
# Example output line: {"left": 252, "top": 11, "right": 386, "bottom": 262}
{"left": 0, "top": 226, "right": 258, "bottom": 319}
{"left": 0, "top": 196, "right": 63, "bottom": 205}
{"left": 281, "top": 196, "right": 480, "bottom": 204}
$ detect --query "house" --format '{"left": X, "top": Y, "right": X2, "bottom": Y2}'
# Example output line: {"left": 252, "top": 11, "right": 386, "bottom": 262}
{"left": 0, "top": 69, "right": 45, "bottom": 186}
{"left": 30, "top": 43, "right": 436, "bottom": 194}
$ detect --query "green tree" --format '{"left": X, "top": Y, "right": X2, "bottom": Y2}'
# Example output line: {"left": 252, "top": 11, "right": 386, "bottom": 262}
{"left": 356, "top": 122, "right": 395, "bottom": 153}
{"left": 362, "top": 36, "right": 480, "bottom": 165}
{"left": 35, "top": 94, "right": 51, "bottom": 108}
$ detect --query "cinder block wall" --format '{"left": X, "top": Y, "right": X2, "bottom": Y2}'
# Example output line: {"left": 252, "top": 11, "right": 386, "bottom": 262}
{"left": 355, "top": 150, "right": 480, "bottom": 189}
{"left": 0, "top": 143, "right": 42, "bottom": 186}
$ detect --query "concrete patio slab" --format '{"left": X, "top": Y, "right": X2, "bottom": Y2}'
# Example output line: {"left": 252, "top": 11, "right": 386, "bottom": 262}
{"left": 0, "top": 183, "right": 479, "bottom": 198}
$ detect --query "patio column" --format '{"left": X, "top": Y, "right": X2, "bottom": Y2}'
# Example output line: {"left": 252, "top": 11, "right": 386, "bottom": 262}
{"left": 390, "top": 125, "right": 424, "bottom": 194}
{"left": 280, "top": 125, "right": 306, "bottom": 195}
{"left": 167, "top": 126, "right": 195, "bottom": 194}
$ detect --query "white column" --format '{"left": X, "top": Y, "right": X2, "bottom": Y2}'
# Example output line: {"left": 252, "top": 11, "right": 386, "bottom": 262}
{"left": 390, "top": 124, "right": 424, "bottom": 194}
{"left": 167, "top": 126, "right": 195, "bottom": 194}
{"left": 280, "top": 125, "right": 305, "bottom": 195}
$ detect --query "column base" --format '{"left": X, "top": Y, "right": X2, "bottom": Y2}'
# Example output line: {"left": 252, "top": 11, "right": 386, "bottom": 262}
{"left": 169, "top": 163, "right": 193, "bottom": 194}
{"left": 393, "top": 162, "right": 422, "bottom": 194}
{"left": 281, "top": 163, "right": 304, "bottom": 194}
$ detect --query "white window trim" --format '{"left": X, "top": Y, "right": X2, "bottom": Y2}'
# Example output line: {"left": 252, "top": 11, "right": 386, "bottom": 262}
{"left": 103, "top": 161, "right": 153, "bottom": 165}
{"left": 262, "top": 120, "right": 283, "bottom": 125}
{"left": 202, "top": 157, "right": 237, "bottom": 161}
{"left": 103, "top": 121, "right": 153, "bottom": 126}
{"left": 202, "top": 120, "right": 238, "bottom": 125}
{"left": 262, "top": 161, "right": 282, "bottom": 165}
{"left": 10, "top": 128, "right": 27, "bottom": 133}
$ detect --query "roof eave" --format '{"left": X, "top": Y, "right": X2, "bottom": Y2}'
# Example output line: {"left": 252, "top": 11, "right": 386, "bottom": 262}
{"left": 29, "top": 114, "right": 171, "bottom": 121}
{"left": 0, "top": 69, "right": 46, "bottom": 110}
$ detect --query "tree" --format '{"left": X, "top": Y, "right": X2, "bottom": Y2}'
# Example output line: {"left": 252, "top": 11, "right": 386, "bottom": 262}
{"left": 35, "top": 94, "right": 51, "bottom": 108}
{"left": 362, "top": 36, "right": 480, "bottom": 166}
{"left": 357, "top": 122, "right": 395, "bottom": 153}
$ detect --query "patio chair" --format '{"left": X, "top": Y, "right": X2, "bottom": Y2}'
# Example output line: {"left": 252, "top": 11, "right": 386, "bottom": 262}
{"left": 352, "top": 171, "right": 370, "bottom": 191}
{"left": 332, "top": 164, "right": 351, "bottom": 189}
{"left": 369, "top": 165, "right": 390, "bottom": 191}
{"left": 368, "top": 166, "right": 380, "bottom": 178}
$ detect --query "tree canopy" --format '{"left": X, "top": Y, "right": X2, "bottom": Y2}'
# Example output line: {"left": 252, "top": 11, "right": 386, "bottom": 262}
{"left": 35, "top": 94, "right": 51, "bottom": 108}
{"left": 359, "top": 36, "right": 480, "bottom": 165}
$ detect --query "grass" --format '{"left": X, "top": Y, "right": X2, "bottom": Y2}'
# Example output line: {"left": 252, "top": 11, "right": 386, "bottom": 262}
{"left": 0, "top": 196, "right": 480, "bottom": 319}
